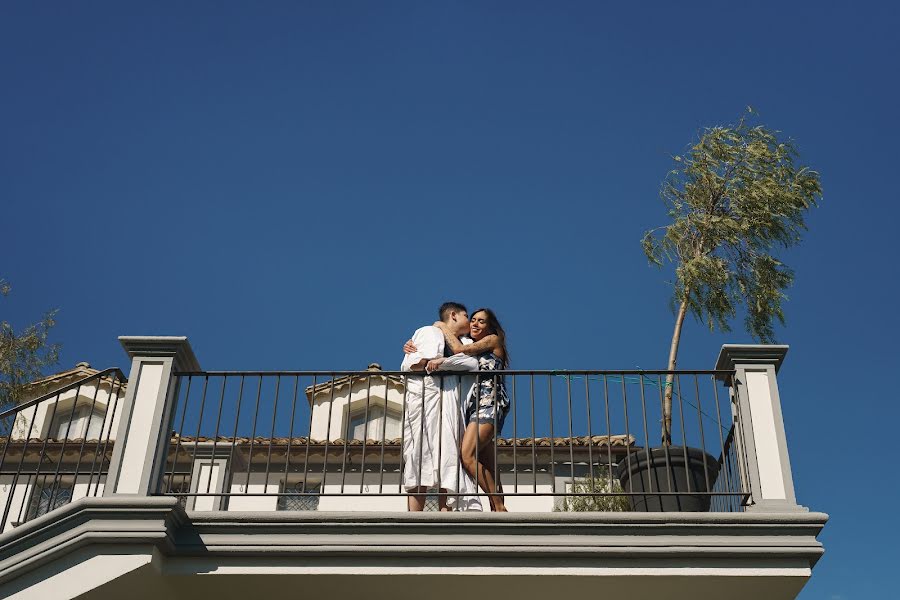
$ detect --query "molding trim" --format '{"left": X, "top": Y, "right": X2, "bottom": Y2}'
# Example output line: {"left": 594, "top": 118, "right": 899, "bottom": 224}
{"left": 0, "top": 497, "right": 827, "bottom": 590}
{"left": 0, "top": 497, "right": 185, "bottom": 585}
{"left": 715, "top": 344, "right": 789, "bottom": 374}
{"left": 119, "top": 336, "right": 201, "bottom": 372}
{"left": 178, "top": 511, "right": 828, "bottom": 567}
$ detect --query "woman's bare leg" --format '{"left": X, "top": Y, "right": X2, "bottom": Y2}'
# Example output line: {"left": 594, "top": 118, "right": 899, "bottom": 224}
{"left": 460, "top": 422, "right": 481, "bottom": 491}
{"left": 480, "top": 440, "right": 506, "bottom": 512}
{"left": 461, "top": 422, "right": 506, "bottom": 511}
{"left": 408, "top": 486, "right": 427, "bottom": 511}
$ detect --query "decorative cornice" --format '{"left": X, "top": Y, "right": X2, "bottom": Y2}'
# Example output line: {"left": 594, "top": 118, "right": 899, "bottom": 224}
{"left": 0, "top": 498, "right": 828, "bottom": 592}
{"left": 119, "top": 336, "right": 201, "bottom": 372}
{"left": 0, "top": 496, "right": 828, "bottom": 583}
{"left": 180, "top": 509, "right": 828, "bottom": 560}
{"left": 0, "top": 496, "right": 185, "bottom": 585}
{"left": 715, "top": 344, "right": 789, "bottom": 373}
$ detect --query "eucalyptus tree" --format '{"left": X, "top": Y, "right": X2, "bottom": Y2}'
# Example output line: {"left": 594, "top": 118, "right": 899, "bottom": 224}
{"left": 642, "top": 111, "right": 822, "bottom": 445}
{"left": 0, "top": 279, "right": 60, "bottom": 414}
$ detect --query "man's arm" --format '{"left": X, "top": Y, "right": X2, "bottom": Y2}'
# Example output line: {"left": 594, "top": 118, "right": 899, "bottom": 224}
{"left": 438, "top": 353, "right": 478, "bottom": 371}
{"left": 427, "top": 335, "right": 477, "bottom": 372}
{"left": 400, "top": 326, "right": 444, "bottom": 372}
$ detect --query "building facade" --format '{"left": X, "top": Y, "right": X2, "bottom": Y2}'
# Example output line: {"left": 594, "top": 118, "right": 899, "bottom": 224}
{"left": 0, "top": 337, "right": 827, "bottom": 599}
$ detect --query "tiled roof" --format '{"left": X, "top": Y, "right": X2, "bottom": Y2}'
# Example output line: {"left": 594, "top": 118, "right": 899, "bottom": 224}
{"left": 0, "top": 437, "right": 109, "bottom": 445}
{"left": 26, "top": 362, "right": 99, "bottom": 387}
{"left": 304, "top": 364, "right": 405, "bottom": 401}
{"left": 0, "top": 438, "right": 112, "bottom": 461}
{"left": 498, "top": 435, "right": 634, "bottom": 447}
{"left": 1, "top": 434, "right": 633, "bottom": 450}
{"left": 21, "top": 362, "right": 127, "bottom": 402}
{"left": 168, "top": 434, "right": 635, "bottom": 448}
{"left": 2, "top": 434, "right": 633, "bottom": 448}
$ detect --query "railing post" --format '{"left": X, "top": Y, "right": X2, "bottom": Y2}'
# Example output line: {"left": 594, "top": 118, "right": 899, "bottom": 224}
{"left": 715, "top": 344, "right": 806, "bottom": 512}
{"left": 104, "top": 336, "right": 200, "bottom": 497}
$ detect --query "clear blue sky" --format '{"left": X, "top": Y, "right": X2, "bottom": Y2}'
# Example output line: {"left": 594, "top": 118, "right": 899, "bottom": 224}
{"left": 2, "top": 2, "right": 898, "bottom": 597}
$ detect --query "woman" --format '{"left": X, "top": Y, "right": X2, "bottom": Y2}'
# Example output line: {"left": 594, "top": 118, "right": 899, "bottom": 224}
{"left": 434, "top": 308, "right": 510, "bottom": 512}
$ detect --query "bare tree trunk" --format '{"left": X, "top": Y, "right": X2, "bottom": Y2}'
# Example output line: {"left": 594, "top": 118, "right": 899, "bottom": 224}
{"left": 662, "top": 297, "right": 689, "bottom": 445}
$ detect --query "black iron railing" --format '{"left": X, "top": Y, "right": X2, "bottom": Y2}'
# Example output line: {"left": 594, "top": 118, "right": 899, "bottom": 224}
{"left": 158, "top": 369, "right": 748, "bottom": 512}
{"left": 0, "top": 368, "right": 127, "bottom": 530}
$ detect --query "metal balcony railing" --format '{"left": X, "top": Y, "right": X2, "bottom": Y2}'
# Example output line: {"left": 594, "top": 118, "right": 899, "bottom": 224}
{"left": 155, "top": 369, "right": 748, "bottom": 512}
{"left": 0, "top": 368, "right": 127, "bottom": 530}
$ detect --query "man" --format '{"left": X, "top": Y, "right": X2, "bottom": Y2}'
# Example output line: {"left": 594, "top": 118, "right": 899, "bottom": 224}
{"left": 400, "top": 301, "right": 482, "bottom": 511}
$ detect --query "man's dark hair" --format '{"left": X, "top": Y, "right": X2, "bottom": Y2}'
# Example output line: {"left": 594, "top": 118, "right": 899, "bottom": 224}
{"left": 438, "top": 302, "right": 467, "bottom": 322}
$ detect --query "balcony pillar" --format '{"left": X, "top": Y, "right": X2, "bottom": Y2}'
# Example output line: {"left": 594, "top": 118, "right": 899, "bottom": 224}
{"left": 715, "top": 344, "right": 806, "bottom": 512}
{"left": 104, "top": 336, "right": 200, "bottom": 497}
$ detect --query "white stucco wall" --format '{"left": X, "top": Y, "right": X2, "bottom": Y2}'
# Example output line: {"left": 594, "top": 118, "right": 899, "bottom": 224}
{"left": 222, "top": 472, "right": 279, "bottom": 511}
{"left": 12, "top": 381, "right": 124, "bottom": 441}
{"left": 309, "top": 377, "right": 405, "bottom": 441}
{"left": 0, "top": 474, "right": 106, "bottom": 533}
{"left": 182, "top": 469, "right": 557, "bottom": 514}
{"left": 0, "top": 475, "right": 32, "bottom": 532}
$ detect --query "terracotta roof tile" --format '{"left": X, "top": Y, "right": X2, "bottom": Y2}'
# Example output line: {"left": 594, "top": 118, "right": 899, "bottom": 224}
{"left": 168, "top": 434, "right": 634, "bottom": 448}
{"left": 21, "top": 363, "right": 127, "bottom": 402}
{"left": 304, "top": 368, "right": 405, "bottom": 401}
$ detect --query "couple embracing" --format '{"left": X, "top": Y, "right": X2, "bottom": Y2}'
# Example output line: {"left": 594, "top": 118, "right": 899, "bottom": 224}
{"left": 400, "top": 302, "right": 510, "bottom": 512}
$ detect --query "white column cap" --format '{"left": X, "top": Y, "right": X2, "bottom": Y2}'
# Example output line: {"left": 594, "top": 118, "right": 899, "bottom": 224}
{"left": 715, "top": 344, "right": 789, "bottom": 373}
{"left": 118, "top": 336, "right": 200, "bottom": 371}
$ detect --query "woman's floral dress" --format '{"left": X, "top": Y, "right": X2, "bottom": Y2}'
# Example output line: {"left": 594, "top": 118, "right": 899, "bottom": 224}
{"left": 464, "top": 352, "right": 509, "bottom": 433}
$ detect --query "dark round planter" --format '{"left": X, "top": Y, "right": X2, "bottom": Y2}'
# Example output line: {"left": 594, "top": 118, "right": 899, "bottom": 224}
{"left": 615, "top": 446, "right": 720, "bottom": 512}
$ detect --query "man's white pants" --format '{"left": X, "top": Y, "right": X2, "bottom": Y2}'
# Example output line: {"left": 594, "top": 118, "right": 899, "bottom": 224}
{"left": 402, "top": 375, "right": 481, "bottom": 510}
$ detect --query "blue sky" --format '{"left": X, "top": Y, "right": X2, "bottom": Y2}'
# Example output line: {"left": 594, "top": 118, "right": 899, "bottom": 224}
{"left": 2, "top": 2, "right": 898, "bottom": 596}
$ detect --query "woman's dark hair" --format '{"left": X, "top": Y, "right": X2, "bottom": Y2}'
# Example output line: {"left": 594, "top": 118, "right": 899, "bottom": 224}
{"left": 471, "top": 307, "right": 509, "bottom": 365}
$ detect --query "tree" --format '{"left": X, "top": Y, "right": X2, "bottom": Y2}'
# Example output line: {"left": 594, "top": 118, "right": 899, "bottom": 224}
{"left": 0, "top": 279, "right": 60, "bottom": 413}
{"left": 557, "top": 469, "right": 630, "bottom": 512}
{"left": 641, "top": 110, "right": 822, "bottom": 445}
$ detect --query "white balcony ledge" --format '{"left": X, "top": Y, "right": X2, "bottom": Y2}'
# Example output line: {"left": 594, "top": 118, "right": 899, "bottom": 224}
{"left": 0, "top": 496, "right": 827, "bottom": 600}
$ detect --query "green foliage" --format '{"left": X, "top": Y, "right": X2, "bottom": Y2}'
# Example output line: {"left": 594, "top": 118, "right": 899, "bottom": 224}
{"left": 0, "top": 279, "right": 60, "bottom": 412}
{"left": 642, "top": 109, "right": 822, "bottom": 343}
{"left": 557, "top": 469, "right": 630, "bottom": 512}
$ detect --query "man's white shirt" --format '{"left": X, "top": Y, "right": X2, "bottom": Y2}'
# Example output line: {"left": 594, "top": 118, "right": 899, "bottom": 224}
{"left": 400, "top": 326, "right": 477, "bottom": 374}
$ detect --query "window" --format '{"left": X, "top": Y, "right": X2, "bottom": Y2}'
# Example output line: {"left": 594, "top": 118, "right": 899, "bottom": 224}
{"left": 277, "top": 480, "right": 320, "bottom": 511}
{"left": 348, "top": 405, "right": 400, "bottom": 440}
{"left": 26, "top": 478, "right": 74, "bottom": 520}
{"left": 49, "top": 405, "right": 105, "bottom": 439}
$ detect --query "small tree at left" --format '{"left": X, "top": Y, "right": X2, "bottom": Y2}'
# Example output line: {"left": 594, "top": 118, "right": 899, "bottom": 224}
{"left": 0, "top": 279, "right": 60, "bottom": 413}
